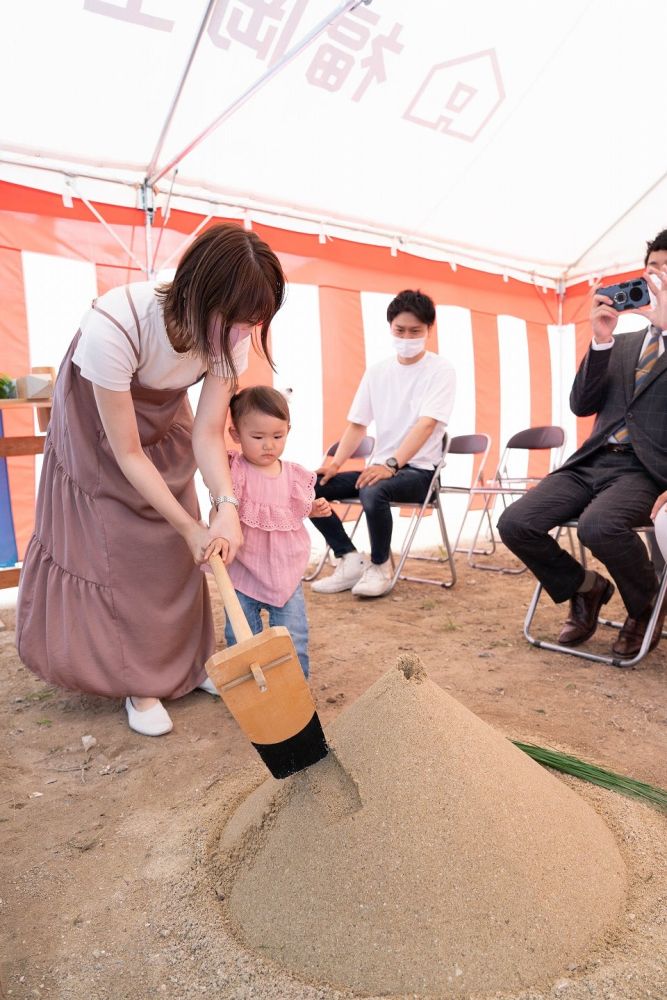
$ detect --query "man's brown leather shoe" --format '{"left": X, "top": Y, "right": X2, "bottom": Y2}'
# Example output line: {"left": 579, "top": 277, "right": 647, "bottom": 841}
{"left": 611, "top": 592, "right": 667, "bottom": 659}
{"left": 557, "top": 572, "right": 615, "bottom": 646}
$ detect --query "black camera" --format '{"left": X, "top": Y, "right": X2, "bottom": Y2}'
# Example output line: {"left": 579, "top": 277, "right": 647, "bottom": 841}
{"left": 597, "top": 277, "right": 650, "bottom": 311}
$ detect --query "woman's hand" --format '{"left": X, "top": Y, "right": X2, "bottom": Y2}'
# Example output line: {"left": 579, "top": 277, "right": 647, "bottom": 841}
{"left": 184, "top": 520, "right": 226, "bottom": 565}
{"left": 208, "top": 502, "right": 243, "bottom": 563}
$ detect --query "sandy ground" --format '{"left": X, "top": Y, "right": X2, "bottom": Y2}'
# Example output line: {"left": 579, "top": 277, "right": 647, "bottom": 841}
{"left": 2, "top": 547, "right": 667, "bottom": 1000}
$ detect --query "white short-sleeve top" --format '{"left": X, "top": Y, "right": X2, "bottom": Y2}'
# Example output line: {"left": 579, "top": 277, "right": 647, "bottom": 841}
{"left": 347, "top": 351, "right": 456, "bottom": 469}
{"left": 72, "top": 281, "right": 251, "bottom": 391}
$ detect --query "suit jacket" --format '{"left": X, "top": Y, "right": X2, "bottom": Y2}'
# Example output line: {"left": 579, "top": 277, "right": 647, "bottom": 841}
{"left": 564, "top": 327, "right": 667, "bottom": 489}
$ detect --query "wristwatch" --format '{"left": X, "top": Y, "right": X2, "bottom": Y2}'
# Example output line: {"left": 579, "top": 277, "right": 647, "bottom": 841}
{"left": 209, "top": 492, "right": 239, "bottom": 510}
{"left": 384, "top": 457, "right": 400, "bottom": 475}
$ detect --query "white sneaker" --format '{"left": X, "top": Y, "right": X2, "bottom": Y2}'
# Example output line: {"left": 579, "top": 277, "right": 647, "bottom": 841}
{"left": 197, "top": 676, "right": 219, "bottom": 696}
{"left": 125, "top": 697, "right": 173, "bottom": 737}
{"left": 351, "top": 560, "right": 393, "bottom": 598}
{"left": 311, "top": 552, "right": 368, "bottom": 594}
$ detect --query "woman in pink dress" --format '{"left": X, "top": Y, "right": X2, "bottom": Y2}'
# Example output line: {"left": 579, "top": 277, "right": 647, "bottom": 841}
{"left": 223, "top": 386, "right": 331, "bottom": 677}
{"left": 16, "top": 224, "right": 286, "bottom": 736}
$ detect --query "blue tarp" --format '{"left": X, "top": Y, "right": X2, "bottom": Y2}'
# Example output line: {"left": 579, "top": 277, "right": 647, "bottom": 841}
{"left": 0, "top": 412, "right": 19, "bottom": 567}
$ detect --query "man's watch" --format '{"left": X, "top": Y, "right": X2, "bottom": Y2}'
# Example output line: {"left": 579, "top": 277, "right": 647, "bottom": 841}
{"left": 385, "top": 457, "right": 400, "bottom": 475}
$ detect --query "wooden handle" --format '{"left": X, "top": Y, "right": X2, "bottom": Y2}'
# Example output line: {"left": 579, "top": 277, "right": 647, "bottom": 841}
{"left": 208, "top": 553, "right": 253, "bottom": 643}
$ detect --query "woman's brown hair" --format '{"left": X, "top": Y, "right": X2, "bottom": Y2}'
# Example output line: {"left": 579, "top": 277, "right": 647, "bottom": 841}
{"left": 157, "top": 223, "right": 286, "bottom": 382}
{"left": 229, "top": 386, "right": 291, "bottom": 427}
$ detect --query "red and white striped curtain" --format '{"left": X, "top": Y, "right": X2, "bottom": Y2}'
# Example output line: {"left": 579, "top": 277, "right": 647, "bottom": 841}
{"left": 1, "top": 181, "right": 602, "bottom": 558}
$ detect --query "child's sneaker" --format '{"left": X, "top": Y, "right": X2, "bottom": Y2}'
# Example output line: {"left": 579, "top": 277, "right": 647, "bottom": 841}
{"left": 311, "top": 552, "right": 368, "bottom": 594}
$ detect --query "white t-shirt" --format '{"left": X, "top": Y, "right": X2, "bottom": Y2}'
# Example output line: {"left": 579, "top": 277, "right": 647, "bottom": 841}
{"left": 347, "top": 351, "right": 456, "bottom": 469}
{"left": 72, "top": 282, "right": 251, "bottom": 391}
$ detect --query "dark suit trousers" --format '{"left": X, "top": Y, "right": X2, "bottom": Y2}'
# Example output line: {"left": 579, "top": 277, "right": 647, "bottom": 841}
{"left": 497, "top": 449, "right": 661, "bottom": 618}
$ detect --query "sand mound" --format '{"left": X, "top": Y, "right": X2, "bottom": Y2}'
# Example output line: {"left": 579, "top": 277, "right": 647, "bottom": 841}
{"left": 216, "top": 656, "right": 627, "bottom": 997}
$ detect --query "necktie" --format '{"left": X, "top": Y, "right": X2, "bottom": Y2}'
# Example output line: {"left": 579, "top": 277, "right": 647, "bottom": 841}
{"left": 614, "top": 329, "right": 661, "bottom": 443}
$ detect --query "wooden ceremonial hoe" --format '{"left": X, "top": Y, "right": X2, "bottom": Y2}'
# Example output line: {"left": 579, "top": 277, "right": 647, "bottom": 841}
{"left": 205, "top": 554, "right": 329, "bottom": 779}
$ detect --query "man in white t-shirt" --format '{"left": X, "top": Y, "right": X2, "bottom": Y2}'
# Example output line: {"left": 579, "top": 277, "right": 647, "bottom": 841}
{"left": 310, "top": 289, "right": 456, "bottom": 597}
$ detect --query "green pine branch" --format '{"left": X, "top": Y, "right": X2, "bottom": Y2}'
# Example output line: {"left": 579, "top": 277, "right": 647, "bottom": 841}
{"left": 513, "top": 741, "right": 667, "bottom": 812}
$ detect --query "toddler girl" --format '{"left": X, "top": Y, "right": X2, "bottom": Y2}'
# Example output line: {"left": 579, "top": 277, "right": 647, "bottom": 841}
{"left": 222, "top": 386, "right": 331, "bottom": 677}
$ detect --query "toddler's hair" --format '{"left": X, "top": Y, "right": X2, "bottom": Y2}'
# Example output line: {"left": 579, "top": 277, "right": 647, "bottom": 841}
{"left": 230, "top": 385, "right": 291, "bottom": 426}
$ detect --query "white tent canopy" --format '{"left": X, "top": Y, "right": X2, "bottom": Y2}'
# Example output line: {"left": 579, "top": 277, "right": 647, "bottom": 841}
{"left": 2, "top": 0, "right": 666, "bottom": 285}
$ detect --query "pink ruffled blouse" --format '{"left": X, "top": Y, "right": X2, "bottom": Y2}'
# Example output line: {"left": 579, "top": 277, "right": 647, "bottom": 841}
{"left": 227, "top": 450, "right": 316, "bottom": 606}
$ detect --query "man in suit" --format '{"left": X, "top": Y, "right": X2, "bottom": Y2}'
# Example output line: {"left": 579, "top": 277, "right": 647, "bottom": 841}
{"left": 498, "top": 229, "right": 667, "bottom": 660}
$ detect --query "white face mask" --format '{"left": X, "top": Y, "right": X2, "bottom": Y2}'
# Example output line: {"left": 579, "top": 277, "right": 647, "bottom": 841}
{"left": 392, "top": 336, "right": 426, "bottom": 358}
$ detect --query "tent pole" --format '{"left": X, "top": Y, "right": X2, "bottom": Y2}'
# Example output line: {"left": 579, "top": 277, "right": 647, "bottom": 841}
{"left": 142, "top": 182, "right": 156, "bottom": 279}
{"left": 556, "top": 279, "right": 567, "bottom": 431}
{"left": 567, "top": 167, "right": 667, "bottom": 275}
{"left": 147, "top": 0, "right": 372, "bottom": 187}
{"left": 145, "top": 0, "right": 218, "bottom": 183}
{"left": 66, "top": 179, "right": 144, "bottom": 271}
{"left": 557, "top": 278, "right": 565, "bottom": 328}
{"left": 150, "top": 170, "right": 178, "bottom": 276}
{"left": 156, "top": 214, "right": 214, "bottom": 274}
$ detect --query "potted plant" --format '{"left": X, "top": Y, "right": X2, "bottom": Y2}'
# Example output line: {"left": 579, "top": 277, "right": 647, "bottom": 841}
{"left": 0, "top": 374, "right": 16, "bottom": 399}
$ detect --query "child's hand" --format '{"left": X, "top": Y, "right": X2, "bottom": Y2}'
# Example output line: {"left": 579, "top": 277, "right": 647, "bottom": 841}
{"left": 310, "top": 497, "right": 332, "bottom": 517}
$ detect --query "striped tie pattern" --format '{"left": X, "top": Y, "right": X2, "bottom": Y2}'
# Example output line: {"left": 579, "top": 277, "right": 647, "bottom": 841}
{"left": 614, "top": 329, "right": 661, "bottom": 443}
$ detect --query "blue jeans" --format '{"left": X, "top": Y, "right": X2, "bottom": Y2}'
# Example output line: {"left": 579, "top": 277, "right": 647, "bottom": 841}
{"left": 224, "top": 584, "right": 310, "bottom": 678}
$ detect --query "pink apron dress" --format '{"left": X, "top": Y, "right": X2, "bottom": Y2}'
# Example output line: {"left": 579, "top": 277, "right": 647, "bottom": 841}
{"left": 16, "top": 315, "right": 214, "bottom": 699}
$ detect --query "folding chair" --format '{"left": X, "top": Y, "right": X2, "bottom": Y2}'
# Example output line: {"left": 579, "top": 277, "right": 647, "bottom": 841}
{"left": 524, "top": 522, "right": 667, "bottom": 667}
{"left": 438, "top": 433, "right": 492, "bottom": 554}
{"left": 466, "top": 425, "right": 566, "bottom": 573}
{"left": 307, "top": 434, "right": 456, "bottom": 592}
{"left": 389, "top": 434, "right": 456, "bottom": 590}
{"left": 303, "top": 435, "right": 375, "bottom": 582}
{"left": 304, "top": 434, "right": 456, "bottom": 593}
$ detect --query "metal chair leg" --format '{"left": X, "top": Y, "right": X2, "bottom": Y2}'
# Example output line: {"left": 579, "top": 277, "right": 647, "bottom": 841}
{"left": 396, "top": 498, "right": 457, "bottom": 589}
{"left": 303, "top": 505, "right": 364, "bottom": 582}
{"left": 453, "top": 498, "right": 495, "bottom": 556}
{"left": 524, "top": 563, "right": 667, "bottom": 668}
{"left": 468, "top": 493, "right": 526, "bottom": 573}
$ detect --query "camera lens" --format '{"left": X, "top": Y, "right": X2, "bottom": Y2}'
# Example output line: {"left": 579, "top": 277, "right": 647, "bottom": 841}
{"left": 629, "top": 285, "right": 645, "bottom": 302}
{"left": 614, "top": 291, "right": 628, "bottom": 305}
